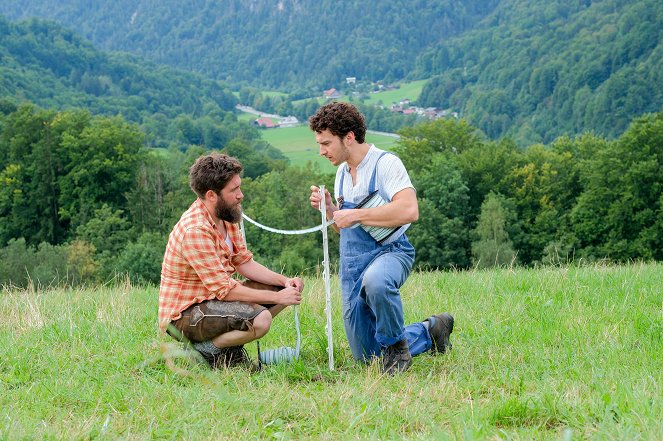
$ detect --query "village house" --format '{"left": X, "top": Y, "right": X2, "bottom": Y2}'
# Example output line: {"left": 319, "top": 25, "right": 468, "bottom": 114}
{"left": 252, "top": 117, "right": 279, "bottom": 129}
{"left": 323, "top": 88, "right": 341, "bottom": 99}
{"left": 278, "top": 116, "right": 299, "bottom": 128}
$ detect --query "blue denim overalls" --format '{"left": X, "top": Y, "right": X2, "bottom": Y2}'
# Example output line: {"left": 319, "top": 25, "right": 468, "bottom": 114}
{"left": 338, "top": 152, "right": 432, "bottom": 362}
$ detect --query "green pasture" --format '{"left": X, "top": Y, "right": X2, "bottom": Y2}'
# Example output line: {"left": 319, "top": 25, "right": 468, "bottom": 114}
{"left": 2, "top": 262, "right": 662, "bottom": 439}
{"left": 362, "top": 79, "right": 428, "bottom": 106}
{"left": 290, "top": 79, "right": 428, "bottom": 107}
{"left": 259, "top": 124, "right": 400, "bottom": 173}
{"left": 237, "top": 111, "right": 257, "bottom": 123}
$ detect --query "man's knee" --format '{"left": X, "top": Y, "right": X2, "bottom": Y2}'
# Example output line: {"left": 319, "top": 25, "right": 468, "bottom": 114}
{"left": 363, "top": 265, "right": 392, "bottom": 298}
{"left": 252, "top": 310, "right": 273, "bottom": 338}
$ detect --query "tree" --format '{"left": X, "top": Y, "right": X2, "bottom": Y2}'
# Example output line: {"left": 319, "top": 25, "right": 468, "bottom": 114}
{"left": 471, "top": 193, "right": 517, "bottom": 268}
{"left": 58, "top": 115, "right": 145, "bottom": 230}
{"left": 571, "top": 111, "right": 663, "bottom": 260}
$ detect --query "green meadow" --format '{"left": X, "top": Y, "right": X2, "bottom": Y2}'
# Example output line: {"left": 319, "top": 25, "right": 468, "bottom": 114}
{"left": 259, "top": 124, "right": 400, "bottom": 173}
{"left": 2, "top": 262, "right": 662, "bottom": 439}
{"left": 289, "top": 79, "right": 427, "bottom": 107}
{"left": 361, "top": 79, "right": 428, "bottom": 106}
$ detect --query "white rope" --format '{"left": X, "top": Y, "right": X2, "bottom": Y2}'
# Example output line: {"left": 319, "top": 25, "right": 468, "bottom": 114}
{"left": 242, "top": 213, "right": 334, "bottom": 235}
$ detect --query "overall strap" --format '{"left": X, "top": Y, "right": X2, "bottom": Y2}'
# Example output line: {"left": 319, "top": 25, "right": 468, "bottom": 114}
{"left": 339, "top": 151, "right": 393, "bottom": 199}
{"left": 339, "top": 166, "right": 346, "bottom": 199}
{"left": 368, "top": 152, "right": 392, "bottom": 194}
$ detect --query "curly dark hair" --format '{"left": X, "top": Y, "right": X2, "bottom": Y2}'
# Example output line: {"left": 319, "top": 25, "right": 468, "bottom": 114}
{"left": 189, "top": 153, "right": 243, "bottom": 198}
{"left": 308, "top": 102, "right": 366, "bottom": 143}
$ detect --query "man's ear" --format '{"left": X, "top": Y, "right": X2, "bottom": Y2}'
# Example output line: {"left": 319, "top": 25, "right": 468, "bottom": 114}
{"left": 345, "top": 131, "right": 355, "bottom": 143}
{"left": 204, "top": 189, "right": 217, "bottom": 201}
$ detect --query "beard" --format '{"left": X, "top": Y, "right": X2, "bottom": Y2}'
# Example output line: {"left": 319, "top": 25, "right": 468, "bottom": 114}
{"left": 214, "top": 198, "right": 242, "bottom": 223}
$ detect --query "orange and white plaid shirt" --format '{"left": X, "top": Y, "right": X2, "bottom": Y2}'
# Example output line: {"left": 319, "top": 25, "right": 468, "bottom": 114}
{"left": 158, "top": 198, "right": 253, "bottom": 330}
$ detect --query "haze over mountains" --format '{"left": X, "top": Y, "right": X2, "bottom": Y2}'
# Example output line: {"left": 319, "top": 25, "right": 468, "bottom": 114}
{"left": 1, "top": 0, "right": 661, "bottom": 143}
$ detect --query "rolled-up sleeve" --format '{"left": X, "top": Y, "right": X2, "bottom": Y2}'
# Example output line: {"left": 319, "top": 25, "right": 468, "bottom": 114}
{"left": 180, "top": 227, "right": 238, "bottom": 300}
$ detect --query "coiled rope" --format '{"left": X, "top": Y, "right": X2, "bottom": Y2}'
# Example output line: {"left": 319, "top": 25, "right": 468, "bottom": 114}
{"left": 257, "top": 306, "right": 301, "bottom": 364}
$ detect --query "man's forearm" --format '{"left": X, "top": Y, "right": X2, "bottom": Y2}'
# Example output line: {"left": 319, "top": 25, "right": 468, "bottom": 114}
{"left": 236, "top": 260, "right": 287, "bottom": 287}
{"left": 223, "top": 283, "right": 279, "bottom": 304}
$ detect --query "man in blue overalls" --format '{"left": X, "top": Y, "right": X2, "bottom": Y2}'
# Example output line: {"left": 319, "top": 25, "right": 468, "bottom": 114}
{"left": 308, "top": 102, "right": 454, "bottom": 374}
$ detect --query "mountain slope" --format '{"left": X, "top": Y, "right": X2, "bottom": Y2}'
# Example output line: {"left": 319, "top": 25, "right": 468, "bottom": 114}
{"left": 414, "top": 0, "right": 663, "bottom": 143}
{"left": 0, "top": 16, "right": 237, "bottom": 119}
{"left": 0, "top": 0, "right": 498, "bottom": 89}
{"left": 2, "top": 0, "right": 661, "bottom": 145}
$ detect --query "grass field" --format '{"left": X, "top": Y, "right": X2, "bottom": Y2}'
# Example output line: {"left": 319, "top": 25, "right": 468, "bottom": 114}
{"left": 362, "top": 79, "right": 428, "bottom": 106}
{"left": 290, "top": 79, "right": 428, "bottom": 108}
{"left": 259, "top": 125, "right": 400, "bottom": 173}
{"left": 2, "top": 262, "right": 662, "bottom": 439}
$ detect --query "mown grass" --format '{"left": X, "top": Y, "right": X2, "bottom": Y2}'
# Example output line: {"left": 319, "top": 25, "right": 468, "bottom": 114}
{"left": 2, "top": 262, "right": 662, "bottom": 440}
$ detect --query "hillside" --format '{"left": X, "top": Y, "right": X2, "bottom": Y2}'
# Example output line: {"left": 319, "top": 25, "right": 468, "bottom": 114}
{"left": 0, "top": 16, "right": 237, "bottom": 120}
{"left": 0, "top": 0, "right": 498, "bottom": 89}
{"left": 2, "top": 264, "right": 662, "bottom": 439}
{"left": 414, "top": 0, "right": 663, "bottom": 143}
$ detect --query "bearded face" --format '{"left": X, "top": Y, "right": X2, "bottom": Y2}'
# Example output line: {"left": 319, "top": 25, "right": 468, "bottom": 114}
{"left": 214, "top": 196, "right": 242, "bottom": 223}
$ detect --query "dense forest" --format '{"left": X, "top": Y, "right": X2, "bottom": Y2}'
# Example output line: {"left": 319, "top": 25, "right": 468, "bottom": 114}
{"left": 1, "top": 102, "right": 661, "bottom": 287}
{"left": 414, "top": 0, "right": 663, "bottom": 144}
{"left": 0, "top": 0, "right": 497, "bottom": 89}
{"left": 0, "top": 16, "right": 276, "bottom": 151}
{"left": 1, "top": 0, "right": 661, "bottom": 144}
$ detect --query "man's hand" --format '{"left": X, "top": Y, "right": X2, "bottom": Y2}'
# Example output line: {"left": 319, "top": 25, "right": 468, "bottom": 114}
{"left": 310, "top": 185, "right": 336, "bottom": 216}
{"left": 277, "top": 286, "right": 302, "bottom": 305}
{"left": 284, "top": 277, "right": 304, "bottom": 293}
{"left": 333, "top": 208, "right": 360, "bottom": 229}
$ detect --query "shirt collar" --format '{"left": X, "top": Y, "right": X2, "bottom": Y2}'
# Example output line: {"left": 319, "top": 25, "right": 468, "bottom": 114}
{"left": 195, "top": 198, "right": 217, "bottom": 229}
{"left": 344, "top": 144, "right": 375, "bottom": 173}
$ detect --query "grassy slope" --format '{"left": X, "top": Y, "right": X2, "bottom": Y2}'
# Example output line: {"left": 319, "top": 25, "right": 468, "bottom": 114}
{"left": 1, "top": 262, "right": 662, "bottom": 439}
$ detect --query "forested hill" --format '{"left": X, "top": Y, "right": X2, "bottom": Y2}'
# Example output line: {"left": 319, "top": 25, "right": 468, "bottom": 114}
{"left": 0, "top": 16, "right": 237, "bottom": 120}
{"left": 2, "top": 1, "right": 662, "bottom": 146}
{"left": 0, "top": 0, "right": 498, "bottom": 89}
{"left": 414, "top": 0, "right": 663, "bottom": 143}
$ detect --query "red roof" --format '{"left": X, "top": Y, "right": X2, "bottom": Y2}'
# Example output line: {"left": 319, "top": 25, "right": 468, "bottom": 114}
{"left": 255, "top": 117, "right": 278, "bottom": 128}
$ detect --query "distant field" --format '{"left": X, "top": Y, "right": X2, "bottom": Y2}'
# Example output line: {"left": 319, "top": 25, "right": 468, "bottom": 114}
{"left": 290, "top": 79, "right": 428, "bottom": 108}
{"left": 259, "top": 124, "right": 400, "bottom": 172}
{"left": 152, "top": 113, "right": 399, "bottom": 172}
{"left": 362, "top": 79, "right": 428, "bottom": 106}
{"left": 262, "top": 90, "right": 288, "bottom": 98}
{"left": 236, "top": 112, "right": 256, "bottom": 122}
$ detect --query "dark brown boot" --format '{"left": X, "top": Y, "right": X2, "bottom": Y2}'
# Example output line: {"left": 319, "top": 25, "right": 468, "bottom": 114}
{"left": 381, "top": 339, "right": 412, "bottom": 374}
{"left": 425, "top": 313, "right": 454, "bottom": 354}
{"left": 220, "top": 345, "right": 261, "bottom": 372}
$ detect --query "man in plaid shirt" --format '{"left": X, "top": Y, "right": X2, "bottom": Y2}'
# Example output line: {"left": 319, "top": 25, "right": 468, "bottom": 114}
{"left": 159, "top": 153, "right": 303, "bottom": 369}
